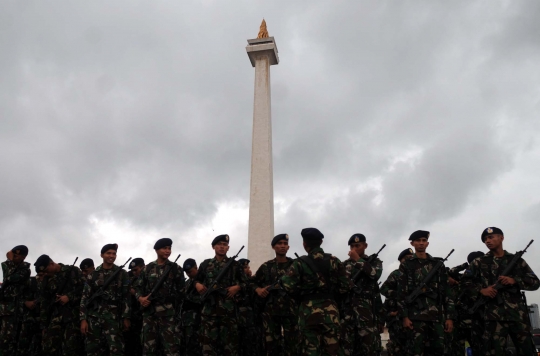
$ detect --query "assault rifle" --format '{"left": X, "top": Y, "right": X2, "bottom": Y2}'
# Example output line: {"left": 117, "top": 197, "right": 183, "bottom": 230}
{"left": 468, "top": 240, "right": 534, "bottom": 314}
{"left": 146, "top": 254, "right": 181, "bottom": 302}
{"left": 405, "top": 249, "right": 454, "bottom": 307}
{"left": 84, "top": 257, "right": 132, "bottom": 309}
{"left": 201, "top": 246, "right": 244, "bottom": 302}
{"left": 351, "top": 244, "right": 386, "bottom": 293}
{"left": 45, "top": 257, "right": 78, "bottom": 327}
{"left": 447, "top": 262, "right": 469, "bottom": 281}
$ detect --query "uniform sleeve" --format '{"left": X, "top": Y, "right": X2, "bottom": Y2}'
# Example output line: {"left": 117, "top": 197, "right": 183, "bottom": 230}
{"left": 79, "top": 279, "right": 91, "bottom": 321}
{"left": 121, "top": 270, "right": 131, "bottom": 320}
{"left": 380, "top": 271, "right": 397, "bottom": 299}
{"left": 66, "top": 268, "right": 84, "bottom": 306}
{"left": 280, "top": 260, "right": 302, "bottom": 296}
{"left": 134, "top": 268, "right": 147, "bottom": 300}
{"left": 175, "top": 265, "right": 186, "bottom": 305}
{"left": 513, "top": 258, "right": 540, "bottom": 291}
{"left": 195, "top": 262, "right": 206, "bottom": 285}
{"left": 253, "top": 263, "right": 267, "bottom": 288}
{"left": 396, "top": 262, "right": 409, "bottom": 318}
{"left": 440, "top": 266, "right": 456, "bottom": 320}
{"left": 334, "top": 258, "right": 352, "bottom": 295}
{"left": 461, "top": 260, "right": 482, "bottom": 301}
{"left": 234, "top": 261, "right": 248, "bottom": 291}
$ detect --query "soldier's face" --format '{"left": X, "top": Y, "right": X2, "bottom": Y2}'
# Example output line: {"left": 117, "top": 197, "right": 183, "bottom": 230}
{"left": 243, "top": 265, "right": 252, "bottom": 277}
{"left": 36, "top": 272, "right": 45, "bottom": 280}
{"left": 101, "top": 250, "right": 117, "bottom": 265}
{"left": 156, "top": 246, "right": 172, "bottom": 260}
{"left": 12, "top": 253, "right": 26, "bottom": 264}
{"left": 131, "top": 265, "right": 144, "bottom": 277}
{"left": 349, "top": 242, "right": 367, "bottom": 256}
{"left": 273, "top": 240, "right": 290, "bottom": 256}
{"left": 185, "top": 266, "right": 198, "bottom": 279}
{"left": 483, "top": 234, "right": 503, "bottom": 250}
{"left": 82, "top": 267, "right": 95, "bottom": 277}
{"left": 213, "top": 242, "right": 229, "bottom": 256}
{"left": 411, "top": 238, "right": 429, "bottom": 252}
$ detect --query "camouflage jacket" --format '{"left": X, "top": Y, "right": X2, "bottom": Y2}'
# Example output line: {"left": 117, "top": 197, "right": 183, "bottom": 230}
{"left": 380, "top": 268, "right": 401, "bottom": 324}
{"left": 342, "top": 256, "right": 383, "bottom": 323}
{"left": 39, "top": 264, "right": 84, "bottom": 328}
{"left": 128, "top": 272, "right": 143, "bottom": 322}
{"left": 134, "top": 259, "right": 185, "bottom": 317}
{"left": 281, "top": 247, "right": 350, "bottom": 326}
{"left": 397, "top": 253, "right": 456, "bottom": 322}
{"left": 253, "top": 257, "right": 297, "bottom": 316}
{"left": 237, "top": 275, "right": 256, "bottom": 327}
{"left": 80, "top": 264, "right": 131, "bottom": 321}
{"left": 21, "top": 276, "right": 42, "bottom": 323}
{"left": 0, "top": 260, "right": 30, "bottom": 316}
{"left": 181, "top": 278, "right": 201, "bottom": 328}
{"left": 195, "top": 256, "right": 247, "bottom": 317}
{"left": 461, "top": 250, "right": 540, "bottom": 321}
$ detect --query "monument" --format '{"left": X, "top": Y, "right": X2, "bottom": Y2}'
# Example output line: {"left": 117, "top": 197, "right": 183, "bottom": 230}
{"left": 246, "top": 20, "right": 279, "bottom": 270}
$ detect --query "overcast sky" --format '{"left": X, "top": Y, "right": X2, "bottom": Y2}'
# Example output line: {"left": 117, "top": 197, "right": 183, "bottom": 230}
{"left": 2, "top": 1, "right": 540, "bottom": 302}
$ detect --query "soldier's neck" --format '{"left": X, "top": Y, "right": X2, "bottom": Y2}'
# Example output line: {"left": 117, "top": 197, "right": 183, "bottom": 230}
{"left": 415, "top": 251, "right": 427, "bottom": 259}
{"left": 102, "top": 262, "right": 114, "bottom": 270}
{"left": 215, "top": 254, "right": 226, "bottom": 262}
{"left": 275, "top": 255, "right": 288, "bottom": 263}
{"left": 492, "top": 247, "right": 504, "bottom": 257}
{"left": 156, "top": 257, "right": 168, "bottom": 265}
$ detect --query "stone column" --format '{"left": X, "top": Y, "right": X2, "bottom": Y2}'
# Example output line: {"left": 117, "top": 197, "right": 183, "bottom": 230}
{"left": 246, "top": 36, "right": 279, "bottom": 271}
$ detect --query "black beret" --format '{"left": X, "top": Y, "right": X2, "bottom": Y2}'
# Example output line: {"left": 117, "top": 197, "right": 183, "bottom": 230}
{"left": 12, "top": 245, "right": 28, "bottom": 256}
{"left": 409, "top": 230, "right": 430, "bottom": 241}
{"left": 183, "top": 258, "right": 196, "bottom": 271}
{"left": 100, "top": 243, "right": 118, "bottom": 254}
{"left": 129, "top": 258, "right": 145, "bottom": 269}
{"left": 398, "top": 248, "right": 414, "bottom": 261}
{"left": 238, "top": 258, "right": 250, "bottom": 267}
{"left": 34, "top": 254, "right": 51, "bottom": 272}
{"left": 271, "top": 234, "right": 289, "bottom": 246}
{"left": 467, "top": 251, "right": 485, "bottom": 263}
{"left": 211, "top": 234, "right": 230, "bottom": 247}
{"left": 80, "top": 258, "right": 94, "bottom": 270}
{"left": 301, "top": 228, "right": 324, "bottom": 241}
{"left": 348, "top": 234, "right": 366, "bottom": 245}
{"left": 154, "top": 238, "right": 173, "bottom": 250}
{"left": 481, "top": 227, "right": 503, "bottom": 242}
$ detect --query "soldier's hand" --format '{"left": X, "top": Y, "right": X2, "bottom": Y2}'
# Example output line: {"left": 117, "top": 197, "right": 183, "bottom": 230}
{"left": 24, "top": 301, "right": 36, "bottom": 310}
{"left": 498, "top": 276, "right": 516, "bottom": 286}
{"left": 123, "top": 319, "right": 130, "bottom": 331}
{"left": 480, "top": 286, "right": 497, "bottom": 298}
{"left": 195, "top": 282, "right": 207, "bottom": 295}
{"left": 389, "top": 311, "right": 398, "bottom": 317}
{"left": 348, "top": 250, "right": 360, "bottom": 262}
{"left": 56, "top": 295, "right": 69, "bottom": 305}
{"left": 80, "top": 320, "right": 89, "bottom": 335}
{"left": 130, "top": 288, "right": 136, "bottom": 295}
{"left": 6, "top": 250, "right": 13, "bottom": 261}
{"left": 256, "top": 287, "right": 270, "bottom": 298}
{"left": 226, "top": 285, "right": 241, "bottom": 299}
{"left": 448, "top": 277, "right": 458, "bottom": 286}
{"left": 403, "top": 317, "right": 413, "bottom": 330}
{"left": 444, "top": 319, "right": 453, "bottom": 333}
{"left": 138, "top": 296, "right": 151, "bottom": 307}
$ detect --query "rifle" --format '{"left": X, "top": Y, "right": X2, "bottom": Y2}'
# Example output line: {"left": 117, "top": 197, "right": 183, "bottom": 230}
{"left": 146, "top": 254, "right": 181, "bottom": 302}
{"left": 447, "top": 262, "right": 469, "bottom": 281}
{"left": 45, "top": 257, "right": 78, "bottom": 327}
{"left": 468, "top": 240, "right": 534, "bottom": 314}
{"left": 84, "top": 257, "right": 132, "bottom": 309}
{"left": 350, "top": 244, "right": 386, "bottom": 293}
{"left": 405, "top": 249, "right": 454, "bottom": 307}
{"left": 201, "top": 246, "right": 244, "bottom": 302}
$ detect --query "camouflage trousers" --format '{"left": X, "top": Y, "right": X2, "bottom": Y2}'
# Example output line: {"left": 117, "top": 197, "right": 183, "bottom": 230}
{"left": 300, "top": 322, "right": 342, "bottom": 356}
{"left": 261, "top": 313, "right": 298, "bottom": 356}
{"left": 124, "top": 318, "right": 143, "bottom": 356}
{"left": 84, "top": 316, "right": 124, "bottom": 356}
{"left": 42, "top": 317, "right": 83, "bottom": 355}
{"left": 460, "top": 318, "right": 483, "bottom": 356}
{"left": 405, "top": 320, "right": 445, "bottom": 356}
{"left": 16, "top": 319, "right": 40, "bottom": 356}
{"left": 386, "top": 320, "right": 407, "bottom": 356}
{"left": 482, "top": 320, "right": 535, "bottom": 356}
{"left": 142, "top": 314, "right": 180, "bottom": 356}
{"left": 200, "top": 314, "right": 238, "bottom": 356}
{"left": 0, "top": 315, "right": 21, "bottom": 355}
{"left": 183, "top": 323, "right": 202, "bottom": 356}
{"left": 444, "top": 324, "right": 464, "bottom": 356}
{"left": 340, "top": 319, "right": 379, "bottom": 356}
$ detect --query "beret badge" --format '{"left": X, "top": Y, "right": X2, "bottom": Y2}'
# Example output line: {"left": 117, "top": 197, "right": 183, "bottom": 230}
{"left": 15, "top": 250, "right": 20, "bottom": 254}
{"left": 285, "top": 234, "right": 289, "bottom": 240}
{"left": 130, "top": 262, "right": 135, "bottom": 268}
{"left": 225, "top": 235, "right": 229, "bottom": 242}
{"left": 355, "top": 237, "right": 359, "bottom": 243}
{"left": 487, "top": 227, "right": 493, "bottom": 234}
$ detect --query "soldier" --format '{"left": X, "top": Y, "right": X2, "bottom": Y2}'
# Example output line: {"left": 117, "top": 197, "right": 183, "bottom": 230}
{"left": 80, "top": 243, "right": 130, "bottom": 356}
{"left": 237, "top": 258, "right": 259, "bottom": 356}
{"left": 35, "top": 254, "right": 84, "bottom": 355}
{"left": 445, "top": 262, "right": 469, "bottom": 356}
{"left": 380, "top": 248, "right": 413, "bottom": 356}
{"left": 17, "top": 268, "right": 44, "bottom": 356}
{"left": 194, "top": 234, "right": 246, "bottom": 356}
{"left": 459, "top": 251, "right": 484, "bottom": 356}
{"left": 125, "top": 257, "right": 145, "bottom": 356}
{"left": 0, "top": 245, "right": 31, "bottom": 354}
{"left": 181, "top": 258, "right": 202, "bottom": 356}
{"left": 396, "top": 230, "right": 455, "bottom": 356}
{"left": 280, "top": 227, "right": 350, "bottom": 355}
{"left": 134, "top": 238, "right": 185, "bottom": 356}
{"left": 80, "top": 259, "right": 95, "bottom": 278}
{"left": 253, "top": 233, "right": 298, "bottom": 356}
{"left": 462, "top": 227, "right": 540, "bottom": 355}
{"left": 340, "top": 233, "right": 383, "bottom": 356}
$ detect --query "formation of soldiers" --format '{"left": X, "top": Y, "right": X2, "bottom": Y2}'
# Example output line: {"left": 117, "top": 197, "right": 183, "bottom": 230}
{"left": 0, "top": 226, "right": 538, "bottom": 355}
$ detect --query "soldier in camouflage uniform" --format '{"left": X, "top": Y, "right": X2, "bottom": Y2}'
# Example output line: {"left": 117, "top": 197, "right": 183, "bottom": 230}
{"left": 280, "top": 228, "right": 350, "bottom": 356}
{"left": 194, "top": 234, "right": 247, "bottom": 356}
{"left": 462, "top": 227, "right": 540, "bottom": 355}
{"left": 80, "top": 244, "right": 131, "bottom": 356}
{"left": 340, "top": 233, "right": 383, "bottom": 356}
{"left": 380, "top": 248, "right": 413, "bottom": 356}
{"left": 35, "top": 254, "right": 84, "bottom": 355}
{"left": 444, "top": 263, "right": 468, "bottom": 356}
{"left": 125, "top": 257, "right": 145, "bottom": 356}
{"left": 0, "top": 245, "right": 31, "bottom": 355}
{"left": 80, "top": 258, "right": 95, "bottom": 278}
{"left": 396, "top": 230, "right": 456, "bottom": 356}
{"left": 253, "top": 233, "right": 298, "bottom": 356}
{"left": 181, "top": 258, "right": 202, "bottom": 356}
{"left": 237, "top": 258, "right": 259, "bottom": 356}
{"left": 134, "top": 237, "right": 185, "bottom": 356}
{"left": 17, "top": 268, "right": 44, "bottom": 356}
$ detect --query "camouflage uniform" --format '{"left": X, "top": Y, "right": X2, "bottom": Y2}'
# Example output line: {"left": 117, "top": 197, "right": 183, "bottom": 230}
{"left": 462, "top": 251, "right": 540, "bottom": 355}
{"left": 396, "top": 253, "right": 456, "bottom": 356}
{"left": 39, "top": 264, "right": 84, "bottom": 355}
{"left": 124, "top": 271, "right": 144, "bottom": 356}
{"left": 237, "top": 274, "right": 260, "bottom": 356}
{"left": 80, "top": 264, "right": 131, "bottom": 356}
{"left": 195, "top": 256, "right": 247, "bottom": 356}
{"left": 0, "top": 259, "right": 31, "bottom": 355}
{"left": 253, "top": 258, "right": 298, "bottom": 356}
{"left": 280, "top": 248, "right": 350, "bottom": 356}
{"left": 340, "top": 255, "right": 383, "bottom": 356}
{"left": 181, "top": 278, "right": 202, "bottom": 356}
{"left": 17, "top": 276, "right": 42, "bottom": 356}
{"left": 134, "top": 259, "right": 185, "bottom": 356}
{"left": 380, "top": 269, "right": 407, "bottom": 356}
{"left": 444, "top": 277, "right": 463, "bottom": 356}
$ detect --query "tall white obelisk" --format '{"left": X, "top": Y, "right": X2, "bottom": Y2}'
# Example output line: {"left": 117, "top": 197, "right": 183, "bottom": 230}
{"left": 246, "top": 20, "right": 279, "bottom": 270}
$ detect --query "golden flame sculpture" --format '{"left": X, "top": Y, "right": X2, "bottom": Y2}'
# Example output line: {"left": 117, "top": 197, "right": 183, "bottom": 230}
{"left": 257, "top": 19, "right": 269, "bottom": 39}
